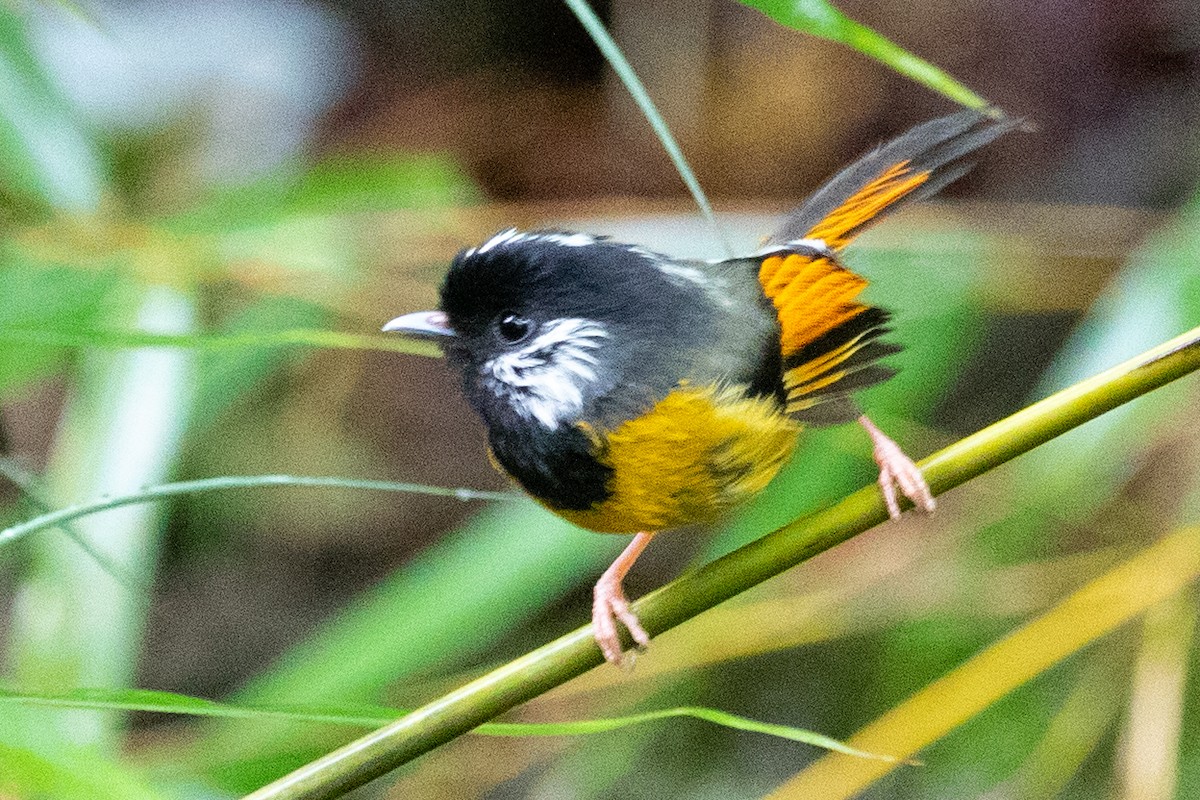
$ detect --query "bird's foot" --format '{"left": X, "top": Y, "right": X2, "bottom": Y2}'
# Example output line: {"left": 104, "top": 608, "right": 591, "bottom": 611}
{"left": 592, "top": 576, "right": 650, "bottom": 667}
{"left": 860, "top": 416, "right": 936, "bottom": 519}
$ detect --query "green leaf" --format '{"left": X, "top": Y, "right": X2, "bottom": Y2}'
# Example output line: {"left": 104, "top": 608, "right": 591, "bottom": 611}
{"left": 220, "top": 502, "right": 612, "bottom": 710}
{"left": 737, "top": 0, "right": 988, "bottom": 107}
{"left": 0, "top": 255, "right": 124, "bottom": 399}
{"left": 192, "top": 500, "right": 625, "bottom": 790}
{"left": 0, "top": 4, "right": 107, "bottom": 214}
{"left": 0, "top": 686, "right": 902, "bottom": 762}
{"left": 187, "top": 295, "right": 330, "bottom": 434}
{"left": 0, "top": 741, "right": 163, "bottom": 800}
{"left": 164, "top": 153, "right": 475, "bottom": 234}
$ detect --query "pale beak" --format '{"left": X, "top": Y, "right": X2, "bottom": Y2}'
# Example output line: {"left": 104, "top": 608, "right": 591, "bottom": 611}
{"left": 381, "top": 310, "right": 456, "bottom": 340}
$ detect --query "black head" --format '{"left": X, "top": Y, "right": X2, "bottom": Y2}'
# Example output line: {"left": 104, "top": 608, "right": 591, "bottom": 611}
{"left": 436, "top": 229, "right": 707, "bottom": 432}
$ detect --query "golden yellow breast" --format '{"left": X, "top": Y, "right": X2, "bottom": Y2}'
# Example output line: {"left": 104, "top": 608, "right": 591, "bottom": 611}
{"left": 556, "top": 383, "right": 801, "bottom": 534}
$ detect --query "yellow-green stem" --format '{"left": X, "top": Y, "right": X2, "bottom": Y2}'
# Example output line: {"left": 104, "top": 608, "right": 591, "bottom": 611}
{"left": 247, "top": 324, "right": 1200, "bottom": 800}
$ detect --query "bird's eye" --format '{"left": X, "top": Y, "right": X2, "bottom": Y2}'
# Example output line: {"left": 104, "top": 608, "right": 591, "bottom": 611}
{"left": 497, "top": 314, "right": 533, "bottom": 343}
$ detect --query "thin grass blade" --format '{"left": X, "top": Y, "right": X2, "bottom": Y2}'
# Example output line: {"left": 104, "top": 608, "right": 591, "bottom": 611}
{"left": 0, "top": 686, "right": 899, "bottom": 761}
{"left": 562, "top": 0, "right": 730, "bottom": 255}
{"left": 766, "top": 526, "right": 1200, "bottom": 799}
{"left": 0, "top": 474, "right": 514, "bottom": 548}
{"left": 0, "top": 326, "right": 441, "bottom": 357}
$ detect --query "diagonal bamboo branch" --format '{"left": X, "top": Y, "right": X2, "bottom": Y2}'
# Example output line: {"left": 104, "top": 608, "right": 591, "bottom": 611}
{"left": 245, "top": 324, "right": 1200, "bottom": 800}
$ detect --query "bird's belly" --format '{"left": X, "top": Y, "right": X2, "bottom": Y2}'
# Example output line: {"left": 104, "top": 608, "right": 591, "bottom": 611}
{"left": 556, "top": 383, "right": 801, "bottom": 533}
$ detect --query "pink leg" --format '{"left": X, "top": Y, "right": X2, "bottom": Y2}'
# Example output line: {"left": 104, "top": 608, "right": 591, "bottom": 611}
{"left": 593, "top": 531, "right": 656, "bottom": 666}
{"left": 859, "top": 415, "right": 936, "bottom": 519}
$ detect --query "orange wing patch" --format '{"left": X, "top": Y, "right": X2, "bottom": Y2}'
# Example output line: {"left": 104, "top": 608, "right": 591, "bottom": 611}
{"left": 806, "top": 161, "right": 931, "bottom": 250}
{"left": 757, "top": 160, "right": 928, "bottom": 361}
{"left": 782, "top": 328, "right": 890, "bottom": 416}
{"left": 758, "top": 253, "right": 869, "bottom": 359}
{"left": 756, "top": 164, "right": 916, "bottom": 424}
{"left": 758, "top": 250, "right": 897, "bottom": 424}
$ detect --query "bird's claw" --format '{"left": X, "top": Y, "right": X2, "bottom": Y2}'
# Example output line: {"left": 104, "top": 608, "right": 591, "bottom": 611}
{"left": 861, "top": 416, "right": 936, "bottom": 519}
{"left": 875, "top": 447, "right": 936, "bottom": 519}
{"left": 592, "top": 577, "right": 650, "bottom": 667}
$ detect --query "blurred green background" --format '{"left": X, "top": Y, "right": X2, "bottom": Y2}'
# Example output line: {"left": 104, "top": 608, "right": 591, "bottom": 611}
{"left": 0, "top": 0, "right": 1198, "bottom": 798}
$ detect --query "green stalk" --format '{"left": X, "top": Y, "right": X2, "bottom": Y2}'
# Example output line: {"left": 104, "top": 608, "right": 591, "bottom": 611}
{"left": 4, "top": 285, "right": 196, "bottom": 756}
{"left": 245, "top": 324, "right": 1200, "bottom": 800}
{"left": 0, "top": 474, "right": 512, "bottom": 547}
{"left": 562, "top": 0, "right": 731, "bottom": 256}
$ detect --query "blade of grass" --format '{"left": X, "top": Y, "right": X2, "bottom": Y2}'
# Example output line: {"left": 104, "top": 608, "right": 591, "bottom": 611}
{"left": 0, "top": 3, "right": 107, "bottom": 213}
{"left": 0, "top": 327, "right": 441, "bottom": 357}
{"left": 766, "top": 526, "right": 1200, "bottom": 799}
{"left": 0, "top": 687, "right": 898, "bottom": 761}
{"left": 244, "top": 324, "right": 1200, "bottom": 800}
{"left": 0, "top": 224, "right": 124, "bottom": 401}
{"left": 0, "top": 742, "right": 163, "bottom": 800}
{"left": 194, "top": 500, "right": 627, "bottom": 790}
{"left": 1118, "top": 589, "right": 1195, "bottom": 800}
{"left": 0, "top": 474, "right": 514, "bottom": 548}
{"left": 737, "top": 0, "right": 988, "bottom": 108}
{"left": 185, "top": 296, "right": 332, "bottom": 433}
{"left": 562, "top": 0, "right": 730, "bottom": 256}
{"left": 0, "top": 455, "right": 133, "bottom": 586}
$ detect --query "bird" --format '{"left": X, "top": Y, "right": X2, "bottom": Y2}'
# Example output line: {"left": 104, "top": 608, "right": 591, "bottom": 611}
{"left": 384, "top": 109, "right": 1017, "bottom": 666}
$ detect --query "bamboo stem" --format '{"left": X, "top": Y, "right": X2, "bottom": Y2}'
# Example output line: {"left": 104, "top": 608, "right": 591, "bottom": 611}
{"left": 246, "top": 324, "right": 1200, "bottom": 800}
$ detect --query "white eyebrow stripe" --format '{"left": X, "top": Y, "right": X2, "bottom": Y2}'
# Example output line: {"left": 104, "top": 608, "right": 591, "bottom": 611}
{"left": 534, "top": 232, "right": 596, "bottom": 247}
{"left": 525, "top": 317, "right": 608, "bottom": 352}
{"left": 468, "top": 229, "right": 601, "bottom": 259}
{"left": 475, "top": 227, "right": 520, "bottom": 254}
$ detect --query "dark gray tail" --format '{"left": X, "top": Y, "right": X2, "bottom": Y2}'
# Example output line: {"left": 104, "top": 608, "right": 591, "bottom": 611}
{"left": 768, "top": 109, "right": 1020, "bottom": 248}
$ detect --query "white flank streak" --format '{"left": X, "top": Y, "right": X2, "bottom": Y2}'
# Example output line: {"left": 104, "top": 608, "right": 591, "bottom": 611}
{"left": 481, "top": 318, "right": 609, "bottom": 429}
{"left": 753, "top": 237, "right": 834, "bottom": 260}
{"left": 656, "top": 261, "right": 707, "bottom": 286}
